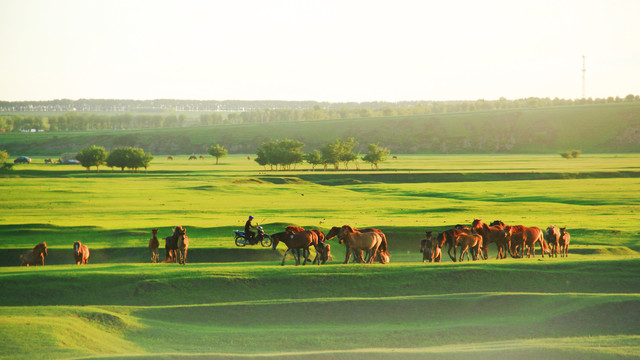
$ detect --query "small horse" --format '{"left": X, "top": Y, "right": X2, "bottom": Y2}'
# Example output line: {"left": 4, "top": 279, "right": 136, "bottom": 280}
{"left": 545, "top": 225, "right": 561, "bottom": 258}
{"left": 559, "top": 227, "right": 570, "bottom": 257}
{"left": 420, "top": 231, "right": 441, "bottom": 263}
{"left": 20, "top": 242, "right": 47, "bottom": 266}
{"left": 437, "top": 227, "right": 472, "bottom": 262}
{"left": 177, "top": 228, "right": 189, "bottom": 265}
{"left": 44, "top": 158, "right": 53, "bottom": 164}
{"left": 149, "top": 228, "right": 160, "bottom": 263}
{"left": 167, "top": 156, "right": 174, "bottom": 160}
{"left": 199, "top": 155, "right": 205, "bottom": 159}
{"left": 73, "top": 241, "right": 90, "bottom": 265}
{"left": 188, "top": 155, "right": 197, "bottom": 160}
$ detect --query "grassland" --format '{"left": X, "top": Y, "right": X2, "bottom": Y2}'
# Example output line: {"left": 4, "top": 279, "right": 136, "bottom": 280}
{"left": 1, "top": 154, "right": 639, "bottom": 359}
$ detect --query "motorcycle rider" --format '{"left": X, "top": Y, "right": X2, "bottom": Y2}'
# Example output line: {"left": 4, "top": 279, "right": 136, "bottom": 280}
{"left": 244, "top": 215, "right": 256, "bottom": 244}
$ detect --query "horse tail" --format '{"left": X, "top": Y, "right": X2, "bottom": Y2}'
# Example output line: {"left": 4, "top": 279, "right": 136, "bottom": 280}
{"left": 378, "top": 232, "right": 390, "bottom": 257}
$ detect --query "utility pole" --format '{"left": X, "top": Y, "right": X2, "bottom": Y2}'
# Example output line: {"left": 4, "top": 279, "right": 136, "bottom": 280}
{"left": 582, "top": 55, "right": 586, "bottom": 99}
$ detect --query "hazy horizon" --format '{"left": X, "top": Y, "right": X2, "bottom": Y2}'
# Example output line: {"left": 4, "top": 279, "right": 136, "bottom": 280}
{"left": 1, "top": 0, "right": 639, "bottom": 103}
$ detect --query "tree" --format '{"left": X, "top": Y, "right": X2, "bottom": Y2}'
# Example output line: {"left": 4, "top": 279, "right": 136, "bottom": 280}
{"left": 106, "top": 147, "right": 153, "bottom": 172}
{"left": 76, "top": 145, "right": 106, "bottom": 172}
{"left": 304, "top": 150, "right": 323, "bottom": 170}
{"left": 207, "top": 144, "right": 228, "bottom": 164}
{"left": 362, "top": 143, "right": 390, "bottom": 169}
{"left": 571, "top": 150, "right": 581, "bottom": 158}
{"left": 0, "top": 150, "right": 8, "bottom": 164}
{"left": 254, "top": 139, "right": 305, "bottom": 170}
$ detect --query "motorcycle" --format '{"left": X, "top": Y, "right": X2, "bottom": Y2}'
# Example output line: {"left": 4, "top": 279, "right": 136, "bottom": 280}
{"left": 233, "top": 225, "right": 272, "bottom": 247}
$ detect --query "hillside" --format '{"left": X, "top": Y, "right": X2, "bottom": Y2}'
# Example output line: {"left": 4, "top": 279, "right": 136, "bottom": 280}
{"left": 1, "top": 103, "right": 639, "bottom": 156}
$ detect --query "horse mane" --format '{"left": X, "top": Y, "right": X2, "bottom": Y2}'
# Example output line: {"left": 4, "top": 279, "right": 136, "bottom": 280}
{"left": 285, "top": 225, "right": 305, "bottom": 233}
{"left": 341, "top": 225, "right": 356, "bottom": 233}
{"left": 312, "top": 229, "right": 325, "bottom": 242}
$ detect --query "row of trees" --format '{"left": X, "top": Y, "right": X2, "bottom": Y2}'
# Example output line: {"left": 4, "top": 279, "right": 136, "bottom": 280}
{"left": 254, "top": 138, "right": 390, "bottom": 170}
{"left": 0, "top": 113, "right": 187, "bottom": 132}
{"left": 76, "top": 146, "right": 153, "bottom": 172}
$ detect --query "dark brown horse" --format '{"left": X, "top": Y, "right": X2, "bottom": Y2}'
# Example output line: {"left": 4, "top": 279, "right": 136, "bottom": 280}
{"left": 559, "top": 227, "right": 570, "bottom": 257}
{"left": 420, "top": 231, "right": 441, "bottom": 263}
{"left": 188, "top": 155, "right": 197, "bottom": 160}
{"left": 149, "top": 228, "right": 160, "bottom": 263}
{"left": 163, "top": 226, "right": 184, "bottom": 263}
{"left": 20, "top": 242, "right": 47, "bottom": 266}
{"left": 271, "top": 230, "right": 319, "bottom": 266}
{"left": 73, "top": 241, "right": 90, "bottom": 265}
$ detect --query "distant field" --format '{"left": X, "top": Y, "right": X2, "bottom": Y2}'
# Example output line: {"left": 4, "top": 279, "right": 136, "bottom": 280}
{"left": 1, "top": 154, "right": 639, "bottom": 359}
{"left": 1, "top": 102, "right": 639, "bottom": 155}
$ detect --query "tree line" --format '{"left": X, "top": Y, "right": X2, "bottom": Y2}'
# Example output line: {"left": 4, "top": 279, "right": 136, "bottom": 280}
{"left": 75, "top": 146, "right": 153, "bottom": 172}
{"left": 254, "top": 138, "right": 390, "bottom": 170}
{"left": 0, "top": 112, "right": 186, "bottom": 132}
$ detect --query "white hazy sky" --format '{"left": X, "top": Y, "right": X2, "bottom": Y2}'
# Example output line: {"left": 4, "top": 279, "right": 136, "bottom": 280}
{"left": 1, "top": 0, "right": 638, "bottom": 102}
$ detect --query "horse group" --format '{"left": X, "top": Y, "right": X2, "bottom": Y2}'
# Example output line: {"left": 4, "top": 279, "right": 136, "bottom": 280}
{"left": 421, "top": 219, "right": 571, "bottom": 263}
{"left": 19, "top": 241, "right": 91, "bottom": 266}
{"left": 149, "top": 226, "right": 189, "bottom": 265}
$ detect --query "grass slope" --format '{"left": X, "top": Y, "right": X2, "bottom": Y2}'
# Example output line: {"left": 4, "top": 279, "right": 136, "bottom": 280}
{"left": 1, "top": 103, "right": 639, "bottom": 155}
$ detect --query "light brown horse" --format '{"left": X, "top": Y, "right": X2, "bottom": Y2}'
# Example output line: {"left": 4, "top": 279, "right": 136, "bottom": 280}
{"left": 545, "top": 225, "right": 561, "bottom": 258}
{"left": 149, "top": 228, "right": 160, "bottom": 263}
{"left": 167, "top": 156, "right": 174, "bottom": 160}
{"left": 559, "top": 227, "right": 570, "bottom": 257}
{"left": 20, "top": 242, "right": 47, "bottom": 266}
{"left": 271, "top": 230, "right": 319, "bottom": 266}
{"left": 326, "top": 226, "right": 389, "bottom": 264}
{"left": 503, "top": 225, "right": 550, "bottom": 258}
{"left": 420, "top": 231, "right": 441, "bottom": 263}
{"left": 337, "top": 225, "right": 384, "bottom": 264}
{"left": 455, "top": 231, "right": 483, "bottom": 262}
{"left": 177, "top": 228, "right": 189, "bottom": 265}
{"left": 73, "top": 241, "right": 90, "bottom": 265}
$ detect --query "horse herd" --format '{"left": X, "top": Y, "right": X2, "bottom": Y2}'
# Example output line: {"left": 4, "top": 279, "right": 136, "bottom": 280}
{"left": 18, "top": 220, "right": 570, "bottom": 267}
{"left": 421, "top": 219, "right": 571, "bottom": 263}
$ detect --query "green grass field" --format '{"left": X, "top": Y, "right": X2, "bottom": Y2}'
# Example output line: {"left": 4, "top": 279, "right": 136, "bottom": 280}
{"left": 1, "top": 154, "right": 639, "bottom": 359}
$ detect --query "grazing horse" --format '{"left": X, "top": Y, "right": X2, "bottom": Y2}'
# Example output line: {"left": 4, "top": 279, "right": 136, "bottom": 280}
{"left": 199, "top": 155, "right": 205, "bottom": 159}
{"left": 44, "top": 158, "right": 53, "bottom": 164}
{"left": 420, "top": 231, "right": 441, "bottom": 263}
{"left": 177, "top": 228, "right": 189, "bottom": 265}
{"left": 149, "top": 228, "right": 160, "bottom": 263}
{"left": 559, "top": 227, "right": 570, "bottom": 257}
{"left": 167, "top": 156, "right": 174, "bottom": 160}
{"left": 73, "top": 241, "right": 90, "bottom": 265}
{"left": 20, "top": 242, "right": 47, "bottom": 266}
{"left": 163, "top": 226, "right": 184, "bottom": 263}
{"left": 545, "top": 225, "right": 561, "bottom": 258}
{"left": 337, "top": 225, "right": 383, "bottom": 264}
{"left": 271, "top": 230, "right": 319, "bottom": 266}
{"left": 188, "top": 155, "right": 197, "bottom": 160}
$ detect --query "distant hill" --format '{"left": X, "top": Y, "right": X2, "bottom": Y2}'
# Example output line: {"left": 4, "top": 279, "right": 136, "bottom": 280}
{"left": 1, "top": 103, "right": 639, "bottom": 155}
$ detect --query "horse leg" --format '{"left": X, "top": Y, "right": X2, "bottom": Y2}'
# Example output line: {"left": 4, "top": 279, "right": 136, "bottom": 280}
{"left": 281, "top": 248, "right": 292, "bottom": 266}
{"left": 344, "top": 246, "right": 352, "bottom": 264}
{"left": 367, "top": 244, "right": 380, "bottom": 264}
{"left": 447, "top": 243, "right": 456, "bottom": 262}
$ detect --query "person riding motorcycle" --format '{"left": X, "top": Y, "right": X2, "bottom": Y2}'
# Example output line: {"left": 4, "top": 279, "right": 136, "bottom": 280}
{"left": 244, "top": 215, "right": 256, "bottom": 243}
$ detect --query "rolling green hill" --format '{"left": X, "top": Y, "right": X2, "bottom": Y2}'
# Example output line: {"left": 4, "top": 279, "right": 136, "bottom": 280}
{"left": 1, "top": 103, "right": 639, "bottom": 156}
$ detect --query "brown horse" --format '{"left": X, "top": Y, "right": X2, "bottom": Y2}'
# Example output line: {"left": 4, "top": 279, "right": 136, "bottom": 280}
{"left": 437, "top": 227, "right": 473, "bottom": 262}
{"left": 188, "top": 155, "right": 197, "bottom": 160}
{"left": 167, "top": 156, "right": 174, "bottom": 160}
{"left": 163, "top": 226, "right": 184, "bottom": 263}
{"left": 271, "top": 230, "right": 319, "bottom": 266}
{"left": 20, "top": 242, "right": 47, "bottom": 266}
{"left": 44, "top": 158, "right": 53, "bottom": 164}
{"left": 545, "top": 225, "right": 561, "bottom": 258}
{"left": 337, "top": 225, "right": 384, "bottom": 264}
{"left": 559, "top": 227, "right": 570, "bottom": 257}
{"left": 149, "top": 228, "right": 160, "bottom": 263}
{"left": 177, "top": 228, "right": 189, "bottom": 265}
{"left": 472, "top": 219, "right": 508, "bottom": 260}
{"left": 326, "top": 226, "right": 389, "bottom": 264}
{"left": 73, "top": 241, "right": 90, "bottom": 265}
{"left": 455, "top": 232, "right": 483, "bottom": 262}
{"left": 503, "top": 225, "right": 550, "bottom": 258}
{"left": 420, "top": 231, "right": 441, "bottom": 263}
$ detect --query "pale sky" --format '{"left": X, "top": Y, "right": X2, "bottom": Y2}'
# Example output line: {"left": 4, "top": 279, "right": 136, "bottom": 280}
{"left": 1, "top": 0, "right": 638, "bottom": 102}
